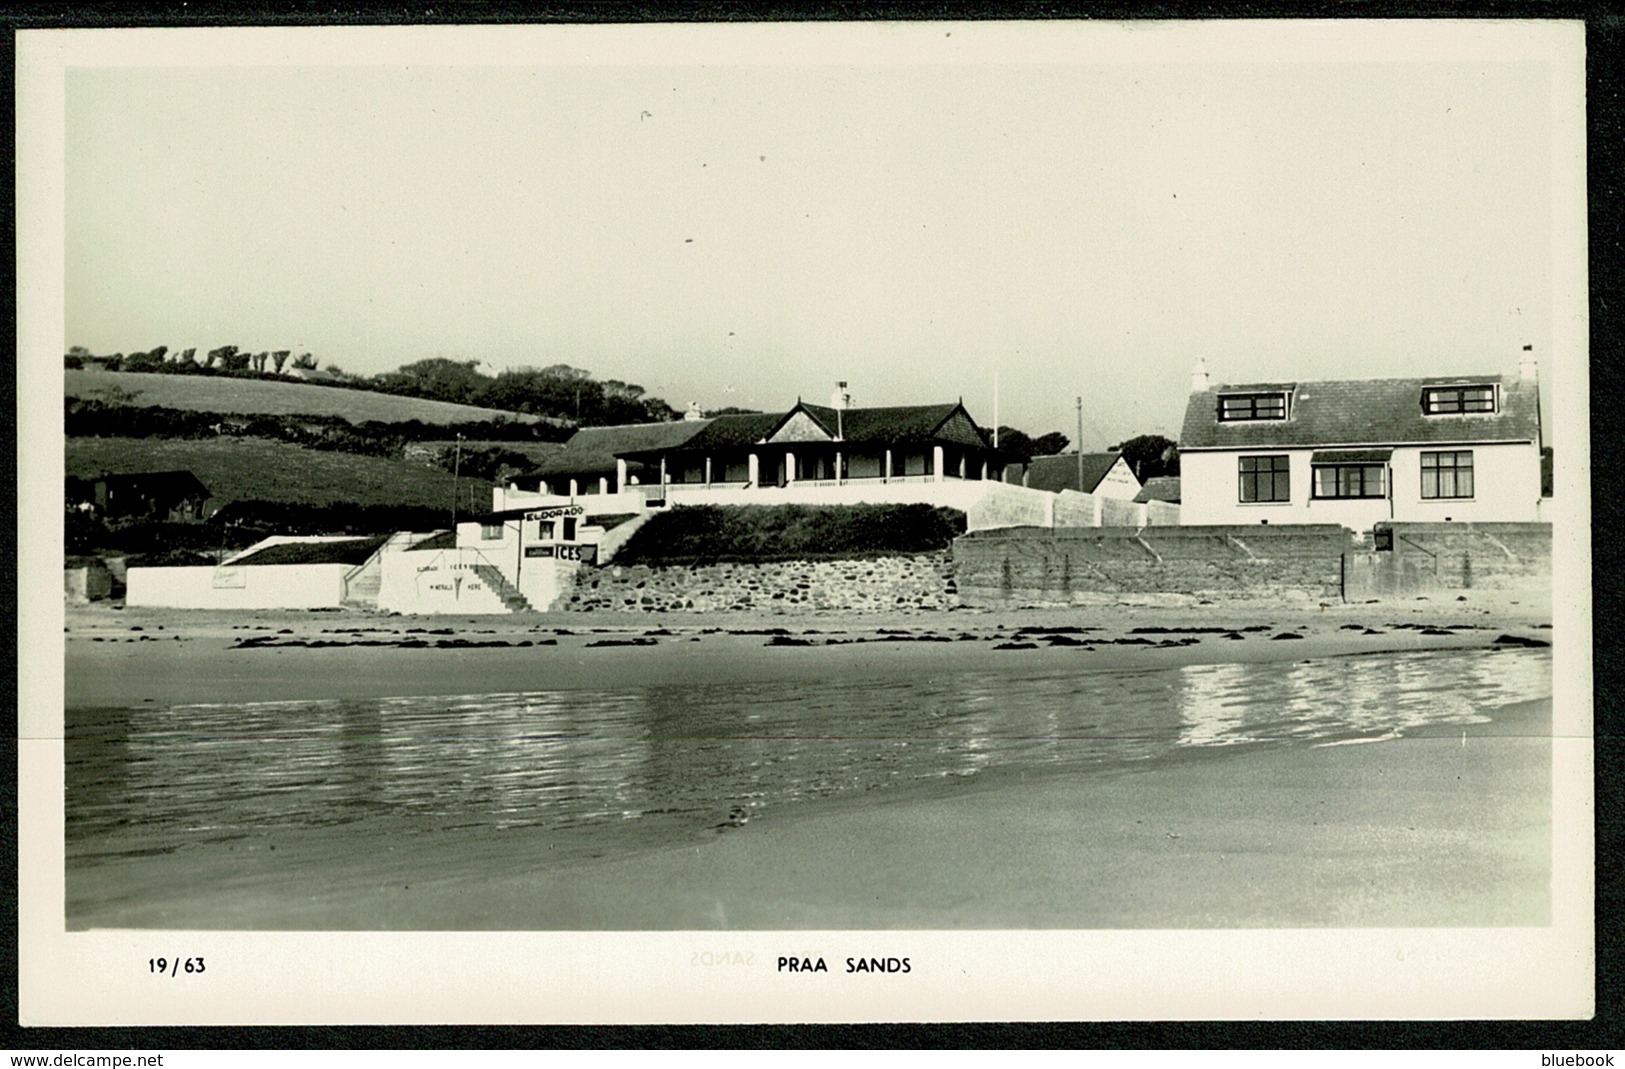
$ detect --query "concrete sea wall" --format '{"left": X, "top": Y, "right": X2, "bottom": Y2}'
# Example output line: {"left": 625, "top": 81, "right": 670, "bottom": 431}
{"left": 1343, "top": 522, "right": 1552, "bottom": 598}
{"left": 953, "top": 526, "right": 1355, "bottom": 606}
{"left": 564, "top": 553, "right": 958, "bottom": 613}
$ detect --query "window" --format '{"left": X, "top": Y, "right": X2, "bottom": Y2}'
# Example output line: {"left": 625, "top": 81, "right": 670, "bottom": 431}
{"left": 1422, "top": 385, "right": 1496, "bottom": 415}
{"left": 480, "top": 522, "right": 504, "bottom": 540}
{"left": 1218, "top": 393, "right": 1289, "bottom": 421}
{"left": 1239, "top": 455, "right": 1291, "bottom": 503}
{"left": 1312, "top": 464, "right": 1386, "bottom": 499}
{"left": 1421, "top": 451, "right": 1474, "bottom": 499}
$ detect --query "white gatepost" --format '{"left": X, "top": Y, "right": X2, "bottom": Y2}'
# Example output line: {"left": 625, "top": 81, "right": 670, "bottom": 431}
{"left": 599, "top": 477, "right": 609, "bottom": 495}
{"left": 569, "top": 478, "right": 578, "bottom": 499}
{"left": 615, "top": 458, "right": 627, "bottom": 493}
{"left": 748, "top": 452, "right": 759, "bottom": 486}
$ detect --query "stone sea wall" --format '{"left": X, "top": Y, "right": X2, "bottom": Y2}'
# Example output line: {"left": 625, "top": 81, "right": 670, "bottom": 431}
{"left": 563, "top": 553, "right": 958, "bottom": 613}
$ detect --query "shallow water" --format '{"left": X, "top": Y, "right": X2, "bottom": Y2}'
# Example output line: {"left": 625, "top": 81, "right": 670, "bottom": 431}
{"left": 65, "top": 646, "right": 1550, "bottom": 871}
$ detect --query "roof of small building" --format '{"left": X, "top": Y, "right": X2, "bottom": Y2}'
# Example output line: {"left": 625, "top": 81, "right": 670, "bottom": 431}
{"left": 795, "top": 402, "right": 973, "bottom": 446}
{"left": 620, "top": 401, "right": 991, "bottom": 458}
{"left": 1180, "top": 373, "right": 1541, "bottom": 450}
{"left": 67, "top": 469, "right": 210, "bottom": 496}
{"left": 1023, "top": 453, "right": 1128, "bottom": 494}
{"left": 519, "top": 420, "right": 713, "bottom": 477}
{"left": 405, "top": 530, "right": 457, "bottom": 552}
{"left": 1133, "top": 476, "right": 1182, "bottom": 504}
{"left": 228, "top": 535, "right": 390, "bottom": 566}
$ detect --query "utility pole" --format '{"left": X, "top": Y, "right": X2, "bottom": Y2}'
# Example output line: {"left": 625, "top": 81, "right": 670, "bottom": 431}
{"left": 1076, "top": 396, "right": 1084, "bottom": 492}
{"left": 451, "top": 433, "right": 464, "bottom": 528}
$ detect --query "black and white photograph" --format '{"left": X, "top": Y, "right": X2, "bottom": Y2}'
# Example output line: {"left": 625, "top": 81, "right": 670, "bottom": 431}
{"left": 18, "top": 18, "right": 1592, "bottom": 1025}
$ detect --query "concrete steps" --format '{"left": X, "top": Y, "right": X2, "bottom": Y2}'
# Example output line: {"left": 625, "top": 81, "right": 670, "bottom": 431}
{"left": 471, "top": 563, "right": 534, "bottom": 612}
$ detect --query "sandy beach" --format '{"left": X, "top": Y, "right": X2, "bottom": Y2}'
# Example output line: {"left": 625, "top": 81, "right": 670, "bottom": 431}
{"left": 56, "top": 590, "right": 1556, "bottom": 932}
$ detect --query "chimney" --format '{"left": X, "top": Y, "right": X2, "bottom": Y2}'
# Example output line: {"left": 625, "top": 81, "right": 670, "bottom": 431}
{"left": 1190, "top": 356, "right": 1211, "bottom": 393}
{"left": 1519, "top": 344, "right": 1539, "bottom": 381}
{"left": 829, "top": 381, "right": 850, "bottom": 410}
{"left": 683, "top": 401, "right": 704, "bottom": 422}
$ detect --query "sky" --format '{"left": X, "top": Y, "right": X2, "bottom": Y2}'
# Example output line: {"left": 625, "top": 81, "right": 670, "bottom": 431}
{"left": 58, "top": 22, "right": 1579, "bottom": 449}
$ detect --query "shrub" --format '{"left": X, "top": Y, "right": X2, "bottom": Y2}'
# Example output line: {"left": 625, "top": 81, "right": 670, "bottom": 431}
{"left": 613, "top": 504, "right": 966, "bottom": 566}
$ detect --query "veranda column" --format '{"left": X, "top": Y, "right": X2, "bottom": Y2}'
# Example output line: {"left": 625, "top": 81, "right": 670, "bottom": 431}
{"left": 749, "top": 452, "right": 760, "bottom": 486}
{"left": 836, "top": 450, "right": 843, "bottom": 485}
{"left": 933, "top": 445, "right": 945, "bottom": 483}
{"left": 786, "top": 451, "right": 797, "bottom": 485}
{"left": 884, "top": 449, "right": 892, "bottom": 483}
{"left": 704, "top": 456, "right": 712, "bottom": 487}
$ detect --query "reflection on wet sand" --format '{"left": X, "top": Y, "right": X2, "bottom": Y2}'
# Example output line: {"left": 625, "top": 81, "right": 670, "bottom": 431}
{"left": 66, "top": 647, "right": 1551, "bottom": 874}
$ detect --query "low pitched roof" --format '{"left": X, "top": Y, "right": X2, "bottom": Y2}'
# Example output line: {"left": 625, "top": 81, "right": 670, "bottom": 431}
{"left": 520, "top": 420, "right": 712, "bottom": 477}
{"left": 1180, "top": 373, "right": 1541, "bottom": 450}
{"left": 69, "top": 469, "right": 211, "bottom": 497}
{"left": 228, "top": 535, "right": 389, "bottom": 566}
{"left": 793, "top": 402, "right": 973, "bottom": 446}
{"left": 622, "top": 401, "right": 991, "bottom": 457}
{"left": 1133, "top": 476, "right": 1182, "bottom": 504}
{"left": 1023, "top": 453, "right": 1126, "bottom": 494}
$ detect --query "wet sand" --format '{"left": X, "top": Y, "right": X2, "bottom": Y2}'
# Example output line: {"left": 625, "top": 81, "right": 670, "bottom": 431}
{"left": 58, "top": 595, "right": 1555, "bottom": 931}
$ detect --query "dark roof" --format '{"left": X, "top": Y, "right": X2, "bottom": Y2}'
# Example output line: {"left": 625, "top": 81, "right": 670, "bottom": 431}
{"left": 1180, "top": 373, "right": 1541, "bottom": 450}
{"left": 1133, "top": 476, "right": 1182, "bottom": 504}
{"left": 229, "top": 535, "right": 389, "bottom": 567}
{"left": 793, "top": 402, "right": 971, "bottom": 445}
{"left": 621, "top": 411, "right": 783, "bottom": 457}
{"left": 405, "top": 530, "right": 456, "bottom": 552}
{"left": 520, "top": 420, "right": 711, "bottom": 477}
{"left": 1023, "top": 453, "right": 1126, "bottom": 494}
{"left": 621, "top": 401, "right": 992, "bottom": 458}
{"left": 70, "top": 469, "right": 210, "bottom": 497}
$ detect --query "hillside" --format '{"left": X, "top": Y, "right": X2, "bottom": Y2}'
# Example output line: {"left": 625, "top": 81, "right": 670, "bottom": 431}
{"left": 65, "top": 369, "right": 552, "bottom": 427}
{"left": 66, "top": 436, "right": 492, "bottom": 513}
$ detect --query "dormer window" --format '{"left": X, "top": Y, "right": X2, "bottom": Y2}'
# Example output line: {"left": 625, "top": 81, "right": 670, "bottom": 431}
{"left": 1217, "top": 392, "right": 1289, "bottom": 422}
{"left": 1422, "top": 384, "right": 1496, "bottom": 415}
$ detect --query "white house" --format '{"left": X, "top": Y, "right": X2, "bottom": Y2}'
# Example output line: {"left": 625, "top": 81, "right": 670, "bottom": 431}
{"left": 1177, "top": 355, "right": 1544, "bottom": 532}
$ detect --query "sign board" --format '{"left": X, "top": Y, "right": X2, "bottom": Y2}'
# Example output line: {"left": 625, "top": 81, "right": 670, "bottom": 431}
{"left": 522, "top": 543, "right": 597, "bottom": 563}
{"left": 525, "top": 505, "right": 585, "bottom": 521}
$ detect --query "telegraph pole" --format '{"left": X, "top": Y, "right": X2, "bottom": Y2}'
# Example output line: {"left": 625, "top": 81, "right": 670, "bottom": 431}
{"left": 451, "top": 433, "right": 464, "bottom": 527}
{"left": 1076, "top": 397, "right": 1084, "bottom": 491}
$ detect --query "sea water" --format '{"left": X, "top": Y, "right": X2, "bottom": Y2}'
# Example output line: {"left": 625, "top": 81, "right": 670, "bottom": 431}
{"left": 64, "top": 646, "right": 1551, "bottom": 873}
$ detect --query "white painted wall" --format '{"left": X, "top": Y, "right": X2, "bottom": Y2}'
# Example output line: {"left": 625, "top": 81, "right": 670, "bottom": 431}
{"left": 127, "top": 564, "right": 350, "bottom": 609}
{"left": 492, "top": 487, "right": 648, "bottom": 517}
{"left": 377, "top": 543, "right": 576, "bottom": 614}
{"left": 1095, "top": 457, "right": 1143, "bottom": 501}
{"left": 1180, "top": 443, "right": 1542, "bottom": 530}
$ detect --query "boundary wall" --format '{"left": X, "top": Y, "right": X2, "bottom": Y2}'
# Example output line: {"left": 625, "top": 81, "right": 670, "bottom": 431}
{"left": 953, "top": 525, "right": 1353, "bottom": 606}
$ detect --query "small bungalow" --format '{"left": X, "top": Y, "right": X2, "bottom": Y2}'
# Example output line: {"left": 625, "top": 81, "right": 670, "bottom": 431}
{"left": 125, "top": 534, "right": 389, "bottom": 609}
{"left": 1177, "top": 354, "right": 1544, "bottom": 531}
{"left": 491, "top": 391, "right": 1017, "bottom": 518}
{"left": 1008, "top": 453, "right": 1142, "bottom": 500}
{"left": 66, "top": 469, "right": 211, "bottom": 523}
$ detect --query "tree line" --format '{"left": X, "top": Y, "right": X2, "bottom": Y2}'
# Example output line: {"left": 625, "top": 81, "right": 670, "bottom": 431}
{"left": 66, "top": 346, "right": 680, "bottom": 428}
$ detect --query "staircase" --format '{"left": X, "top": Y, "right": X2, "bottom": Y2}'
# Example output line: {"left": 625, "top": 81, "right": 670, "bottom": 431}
{"left": 471, "top": 564, "right": 534, "bottom": 612}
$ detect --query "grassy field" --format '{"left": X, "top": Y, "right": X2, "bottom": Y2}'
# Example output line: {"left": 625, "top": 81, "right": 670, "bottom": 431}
{"left": 66, "top": 436, "right": 492, "bottom": 512}
{"left": 65, "top": 369, "right": 545, "bottom": 426}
